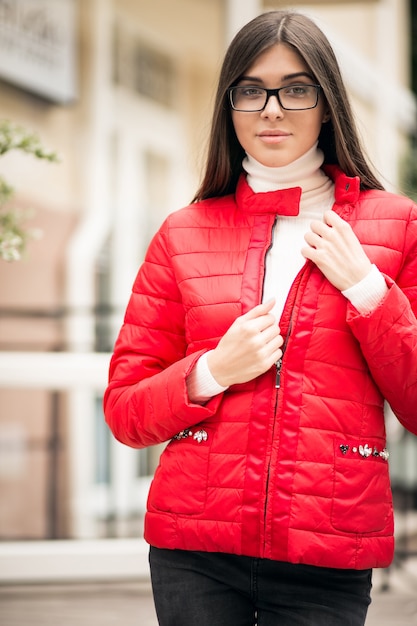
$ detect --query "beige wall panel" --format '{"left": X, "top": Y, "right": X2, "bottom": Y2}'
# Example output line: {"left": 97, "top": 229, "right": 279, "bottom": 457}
{"left": 0, "top": 208, "right": 76, "bottom": 305}
{"left": 115, "top": 0, "right": 223, "bottom": 63}
{"left": 0, "top": 389, "right": 50, "bottom": 539}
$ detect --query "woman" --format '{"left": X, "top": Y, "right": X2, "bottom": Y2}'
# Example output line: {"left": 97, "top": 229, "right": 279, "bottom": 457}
{"left": 104, "top": 10, "right": 417, "bottom": 625}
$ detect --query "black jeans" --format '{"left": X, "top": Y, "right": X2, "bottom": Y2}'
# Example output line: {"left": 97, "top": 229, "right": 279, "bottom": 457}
{"left": 149, "top": 547, "right": 372, "bottom": 626}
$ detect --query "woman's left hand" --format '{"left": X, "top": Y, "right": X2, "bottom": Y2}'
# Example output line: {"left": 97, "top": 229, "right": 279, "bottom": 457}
{"left": 301, "top": 210, "right": 372, "bottom": 291}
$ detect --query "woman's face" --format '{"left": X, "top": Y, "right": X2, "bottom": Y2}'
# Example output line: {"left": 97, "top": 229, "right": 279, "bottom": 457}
{"left": 231, "top": 43, "right": 328, "bottom": 168}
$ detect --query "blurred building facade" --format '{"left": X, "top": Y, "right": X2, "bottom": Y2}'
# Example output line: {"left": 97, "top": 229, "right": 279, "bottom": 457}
{"left": 0, "top": 0, "right": 416, "bottom": 547}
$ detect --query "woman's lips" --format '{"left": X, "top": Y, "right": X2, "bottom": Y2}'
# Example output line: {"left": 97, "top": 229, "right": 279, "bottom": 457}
{"left": 257, "top": 131, "right": 291, "bottom": 144}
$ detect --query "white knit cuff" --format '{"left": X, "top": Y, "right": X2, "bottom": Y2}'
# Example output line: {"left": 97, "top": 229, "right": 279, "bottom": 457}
{"left": 341, "top": 264, "right": 388, "bottom": 314}
{"left": 186, "top": 350, "right": 229, "bottom": 403}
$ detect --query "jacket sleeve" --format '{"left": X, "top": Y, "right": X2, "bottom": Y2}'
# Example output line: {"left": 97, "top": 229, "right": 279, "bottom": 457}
{"left": 346, "top": 203, "right": 417, "bottom": 434}
{"left": 103, "top": 217, "right": 222, "bottom": 449}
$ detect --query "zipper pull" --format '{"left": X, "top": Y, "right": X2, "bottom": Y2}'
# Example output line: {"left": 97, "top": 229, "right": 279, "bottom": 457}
{"left": 275, "top": 358, "right": 282, "bottom": 388}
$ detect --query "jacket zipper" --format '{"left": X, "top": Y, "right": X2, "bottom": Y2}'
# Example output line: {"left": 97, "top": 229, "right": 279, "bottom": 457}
{"left": 260, "top": 215, "right": 277, "bottom": 301}
{"left": 260, "top": 215, "right": 293, "bottom": 389}
{"left": 261, "top": 254, "right": 310, "bottom": 555}
{"left": 260, "top": 215, "right": 285, "bottom": 554}
{"left": 263, "top": 311, "right": 293, "bottom": 550}
{"left": 275, "top": 317, "right": 292, "bottom": 388}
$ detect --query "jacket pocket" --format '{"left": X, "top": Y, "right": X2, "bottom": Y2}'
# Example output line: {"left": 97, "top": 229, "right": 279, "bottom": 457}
{"left": 331, "top": 438, "right": 392, "bottom": 534}
{"left": 147, "top": 428, "right": 211, "bottom": 515}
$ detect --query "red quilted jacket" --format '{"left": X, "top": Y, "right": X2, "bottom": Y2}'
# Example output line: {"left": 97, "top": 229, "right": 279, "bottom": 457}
{"left": 104, "top": 166, "right": 417, "bottom": 569}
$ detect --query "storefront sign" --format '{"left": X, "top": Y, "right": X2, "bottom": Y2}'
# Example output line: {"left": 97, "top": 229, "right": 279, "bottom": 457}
{"left": 0, "top": 0, "right": 77, "bottom": 103}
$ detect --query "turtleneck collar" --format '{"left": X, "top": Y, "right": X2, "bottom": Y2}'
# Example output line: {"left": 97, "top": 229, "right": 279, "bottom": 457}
{"left": 243, "top": 143, "right": 326, "bottom": 193}
{"left": 241, "top": 143, "right": 335, "bottom": 217}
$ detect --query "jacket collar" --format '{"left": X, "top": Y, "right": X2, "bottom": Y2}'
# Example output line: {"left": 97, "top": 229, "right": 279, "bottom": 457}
{"left": 235, "top": 165, "right": 360, "bottom": 215}
{"left": 323, "top": 165, "right": 361, "bottom": 205}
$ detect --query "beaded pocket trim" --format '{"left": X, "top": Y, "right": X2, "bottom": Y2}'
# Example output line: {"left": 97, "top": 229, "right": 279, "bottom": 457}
{"left": 339, "top": 442, "right": 389, "bottom": 461}
{"left": 173, "top": 428, "right": 208, "bottom": 443}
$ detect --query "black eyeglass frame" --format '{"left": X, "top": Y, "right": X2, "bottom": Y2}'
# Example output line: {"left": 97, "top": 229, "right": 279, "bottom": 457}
{"left": 227, "top": 84, "right": 322, "bottom": 112}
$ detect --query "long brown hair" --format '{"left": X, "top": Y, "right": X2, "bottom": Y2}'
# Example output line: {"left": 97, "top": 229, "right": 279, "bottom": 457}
{"left": 193, "top": 10, "right": 384, "bottom": 202}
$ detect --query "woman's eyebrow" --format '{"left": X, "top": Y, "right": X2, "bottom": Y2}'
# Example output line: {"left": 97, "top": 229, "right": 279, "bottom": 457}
{"left": 238, "top": 71, "right": 315, "bottom": 83}
{"left": 282, "top": 72, "right": 315, "bottom": 81}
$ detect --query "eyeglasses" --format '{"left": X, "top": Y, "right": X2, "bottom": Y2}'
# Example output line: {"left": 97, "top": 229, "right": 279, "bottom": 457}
{"left": 228, "top": 84, "right": 321, "bottom": 112}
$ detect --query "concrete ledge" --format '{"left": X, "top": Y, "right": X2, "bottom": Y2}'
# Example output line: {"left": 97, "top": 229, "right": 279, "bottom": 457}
{"left": 0, "top": 351, "right": 111, "bottom": 390}
{"left": 0, "top": 539, "right": 150, "bottom": 584}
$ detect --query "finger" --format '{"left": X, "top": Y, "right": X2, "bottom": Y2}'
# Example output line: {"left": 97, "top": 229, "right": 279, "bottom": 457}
{"left": 304, "top": 231, "right": 323, "bottom": 249}
{"left": 323, "top": 211, "right": 353, "bottom": 241}
{"left": 253, "top": 333, "right": 283, "bottom": 363}
{"left": 309, "top": 219, "right": 329, "bottom": 238}
{"left": 310, "top": 217, "right": 344, "bottom": 242}
{"left": 242, "top": 313, "right": 278, "bottom": 339}
{"left": 260, "top": 324, "right": 283, "bottom": 343}
{"left": 267, "top": 332, "right": 284, "bottom": 351}
{"left": 323, "top": 210, "right": 345, "bottom": 227}
{"left": 242, "top": 299, "right": 276, "bottom": 321}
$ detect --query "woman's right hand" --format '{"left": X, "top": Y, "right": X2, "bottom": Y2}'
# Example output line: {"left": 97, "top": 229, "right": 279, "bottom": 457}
{"left": 206, "top": 300, "right": 283, "bottom": 387}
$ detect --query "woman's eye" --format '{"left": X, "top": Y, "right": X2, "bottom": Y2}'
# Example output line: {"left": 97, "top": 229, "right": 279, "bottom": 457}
{"left": 284, "top": 85, "right": 308, "bottom": 97}
{"left": 240, "top": 87, "right": 264, "bottom": 97}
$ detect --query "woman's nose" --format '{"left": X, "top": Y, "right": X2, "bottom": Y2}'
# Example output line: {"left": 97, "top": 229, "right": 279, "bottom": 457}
{"left": 261, "top": 95, "right": 284, "bottom": 119}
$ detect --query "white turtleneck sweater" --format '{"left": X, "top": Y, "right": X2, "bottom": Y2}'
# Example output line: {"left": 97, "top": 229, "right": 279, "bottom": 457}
{"left": 245, "top": 144, "right": 335, "bottom": 321}
{"left": 187, "top": 145, "right": 388, "bottom": 402}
